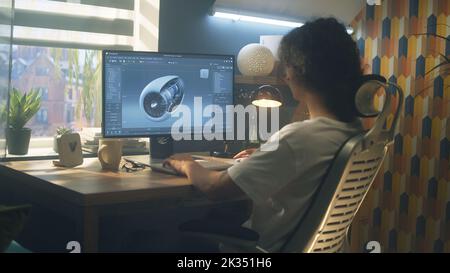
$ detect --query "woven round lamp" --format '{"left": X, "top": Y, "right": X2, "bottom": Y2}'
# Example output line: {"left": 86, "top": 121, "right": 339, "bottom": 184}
{"left": 237, "top": 43, "right": 275, "bottom": 76}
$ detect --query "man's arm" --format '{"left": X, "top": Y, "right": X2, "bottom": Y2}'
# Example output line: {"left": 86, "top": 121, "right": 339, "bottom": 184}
{"left": 164, "top": 154, "right": 246, "bottom": 201}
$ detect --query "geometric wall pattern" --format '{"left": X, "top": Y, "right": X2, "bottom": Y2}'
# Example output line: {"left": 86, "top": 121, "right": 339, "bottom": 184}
{"left": 350, "top": 0, "right": 449, "bottom": 252}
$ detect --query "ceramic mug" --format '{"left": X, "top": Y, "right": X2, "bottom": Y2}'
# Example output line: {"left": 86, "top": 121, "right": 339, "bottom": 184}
{"left": 98, "top": 139, "right": 123, "bottom": 170}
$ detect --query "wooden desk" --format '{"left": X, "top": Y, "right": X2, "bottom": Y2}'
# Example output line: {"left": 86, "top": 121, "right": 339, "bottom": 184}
{"left": 0, "top": 155, "right": 243, "bottom": 252}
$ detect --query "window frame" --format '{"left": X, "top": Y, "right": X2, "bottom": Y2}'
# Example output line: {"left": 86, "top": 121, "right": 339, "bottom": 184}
{"left": 3, "top": 0, "right": 159, "bottom": 159}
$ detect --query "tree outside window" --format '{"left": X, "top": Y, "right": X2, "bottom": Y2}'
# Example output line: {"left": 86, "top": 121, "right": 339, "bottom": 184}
{"left": 9, "top": 45, "right": 101, "bottom": 137}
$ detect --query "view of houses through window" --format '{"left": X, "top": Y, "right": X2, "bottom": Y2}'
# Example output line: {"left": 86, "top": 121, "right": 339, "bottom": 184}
{"left": 9, "top": 45, "right": 102, "bottom": 137}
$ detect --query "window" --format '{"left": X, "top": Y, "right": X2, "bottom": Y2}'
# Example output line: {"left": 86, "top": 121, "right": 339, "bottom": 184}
{"left": 36, "top": 67, "right": 49, "bottom": 76}
{"left": 11, "top": 45, "right": 102, "bottom": 137}
{"left": 36, "top": 108, "right": 48, "bottom": 124}
{"left": 0, "top": 0, "right": 13, "bottom": 158}
{"left": 6, "top": 0, "right": 159, "bottom": 152}
{"left": 36, "top": 87, "right": 49, "bottom": 100}
{"left": 67, "top": 88, "right": 73, "bottom": 100}
{"left": 66, "top": 105, "right": 74, "bottom": 123}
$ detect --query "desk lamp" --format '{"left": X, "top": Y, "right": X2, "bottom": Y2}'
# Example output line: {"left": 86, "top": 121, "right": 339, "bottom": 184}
{"left": 251, "top": 85, "right": 283, "bottom": 107}
{"left": 247, "top": 84, "right": 283, "bottom": 147}
{"left": 211, "top": 85, "right": 283, "bottom": 158}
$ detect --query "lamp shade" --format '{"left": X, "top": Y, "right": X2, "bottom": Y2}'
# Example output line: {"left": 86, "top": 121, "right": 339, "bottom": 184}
{"left": 237, "top": 44, "right": 275, "bottom": 76}
{"left": 251, "top": 85, "right": 283, "bottom": 108}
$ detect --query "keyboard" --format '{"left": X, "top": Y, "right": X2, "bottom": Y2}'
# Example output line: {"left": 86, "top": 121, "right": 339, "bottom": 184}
{"left": 123, "top": 156, "right": 235, "bottom": 176}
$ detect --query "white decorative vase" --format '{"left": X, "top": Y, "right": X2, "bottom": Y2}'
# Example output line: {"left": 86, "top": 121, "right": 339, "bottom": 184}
{"left": 237, "top": 43, "right": 275, "bottom": 76}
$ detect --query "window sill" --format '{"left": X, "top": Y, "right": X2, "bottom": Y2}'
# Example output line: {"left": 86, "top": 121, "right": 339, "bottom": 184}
{"left": 4, "top": 147, "right": 149, "bottom": 162}
{"left": 4, "top": 147, "right": 95, "bottom": 161}
{"left": 2, "top": 139, "right": 149, "bottom": 162}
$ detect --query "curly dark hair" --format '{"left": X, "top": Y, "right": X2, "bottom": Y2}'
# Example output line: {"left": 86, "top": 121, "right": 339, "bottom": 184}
{"left": 279, "top": 17, "right": 362, "bottom": 122}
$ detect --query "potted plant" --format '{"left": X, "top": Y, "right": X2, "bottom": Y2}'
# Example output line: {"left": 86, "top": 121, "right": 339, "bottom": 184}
{"left": 53, "top": 126, "right": 73, "bottom": 153}
{"left": 413, "top": 25, "right": 450, "bottom": 96}
{"left": 421, "top": 32, "right": 449, "bottom": 77}
{"left": 6, "top": 88, "right": 41, "bottom": 155}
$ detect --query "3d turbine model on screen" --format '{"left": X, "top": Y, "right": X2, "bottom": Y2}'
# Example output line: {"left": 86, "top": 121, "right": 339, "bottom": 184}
{"left": 139, "top": 75, "right": 185, "bottom": 121}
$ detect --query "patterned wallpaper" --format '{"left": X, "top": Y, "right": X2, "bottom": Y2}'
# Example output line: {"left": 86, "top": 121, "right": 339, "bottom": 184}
{"left": 350, "top": 0, "right": 449, "bottom": 252}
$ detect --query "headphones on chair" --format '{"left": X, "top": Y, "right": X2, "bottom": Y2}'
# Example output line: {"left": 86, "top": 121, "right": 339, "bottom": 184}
{"left": 353, "top": 74, "right": 387, "bottom": 118}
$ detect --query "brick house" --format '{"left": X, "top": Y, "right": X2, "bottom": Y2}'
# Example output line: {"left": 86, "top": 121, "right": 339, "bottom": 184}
{"left": 12, "top": 52, "right": 69, "bottom": 137}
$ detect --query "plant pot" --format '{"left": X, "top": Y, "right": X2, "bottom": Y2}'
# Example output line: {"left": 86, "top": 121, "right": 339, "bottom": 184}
{"left": 6, "top": 127, "right": 32, "bottom": 155}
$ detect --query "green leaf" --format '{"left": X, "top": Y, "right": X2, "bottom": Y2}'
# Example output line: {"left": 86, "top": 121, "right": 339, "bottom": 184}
{"left": 8, "top": 88, "right": 41, "bottom": 129}
{"left": 19, "top": 92, "right": 26, "bottom": 108}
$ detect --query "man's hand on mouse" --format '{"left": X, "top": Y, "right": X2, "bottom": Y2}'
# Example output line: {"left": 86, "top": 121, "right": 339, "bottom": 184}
{"left": 233, "top": 148, "right": 257, "bottom": 159}
{"left": 163, "top": 154, "right": 199, "bottom": 176}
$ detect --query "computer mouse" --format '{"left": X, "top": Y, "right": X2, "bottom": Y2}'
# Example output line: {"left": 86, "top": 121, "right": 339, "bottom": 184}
{"left": 211, "top": 151, "right": 232, "bottom": 158}
{"left": 160, "top": 162, "right": 180, "bottom": 176}
{"left": 234, "top": 158, "right": 245, "bottom": 163}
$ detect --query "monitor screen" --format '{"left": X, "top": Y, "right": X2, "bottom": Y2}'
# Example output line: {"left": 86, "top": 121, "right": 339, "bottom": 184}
{"left": 102, "top": 50, "right": 234, "bottom": 138}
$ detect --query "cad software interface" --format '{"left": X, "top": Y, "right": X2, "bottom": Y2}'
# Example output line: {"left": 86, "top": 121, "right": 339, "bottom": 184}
{"left": 103, "top": 51, "right": 234, "bottom": 137}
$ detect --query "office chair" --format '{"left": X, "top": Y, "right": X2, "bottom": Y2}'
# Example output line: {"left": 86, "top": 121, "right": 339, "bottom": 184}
{"left": 179, "top": 75, "right": 404, "bottom": 253}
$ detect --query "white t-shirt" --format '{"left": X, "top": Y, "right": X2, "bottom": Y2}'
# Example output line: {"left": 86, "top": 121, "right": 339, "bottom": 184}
{"left": 227, "top": 117, "right": 364, "bottom": 252}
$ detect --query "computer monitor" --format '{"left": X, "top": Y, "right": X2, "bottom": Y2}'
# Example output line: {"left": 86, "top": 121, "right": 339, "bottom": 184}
{"left": 102, "top": 50, "right": 234, "bottom": 158}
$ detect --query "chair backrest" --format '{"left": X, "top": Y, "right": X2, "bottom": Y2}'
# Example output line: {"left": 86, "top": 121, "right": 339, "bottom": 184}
{"left": 280, "top": 76, "right": 404, "bottom": 253}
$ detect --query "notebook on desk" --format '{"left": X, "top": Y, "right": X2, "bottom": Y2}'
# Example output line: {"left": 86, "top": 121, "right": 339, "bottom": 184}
{"left": 123, "top": 156, "right": 236, "bottom": 176}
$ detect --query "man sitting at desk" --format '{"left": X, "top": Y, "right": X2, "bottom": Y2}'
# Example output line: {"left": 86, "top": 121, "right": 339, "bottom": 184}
{"left": 165, "top": 17, "right": 364, "bottom": 252}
